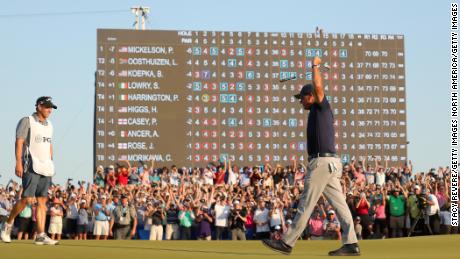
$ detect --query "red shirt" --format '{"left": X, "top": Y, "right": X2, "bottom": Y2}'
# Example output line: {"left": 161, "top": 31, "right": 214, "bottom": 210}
{"left": 214, "top": 171, "right": 225, "bottom": 185}
{"left": 356, "top": 200, "right": 369, "bottom": 215}
{"left": 117, "top": 170, "right": 129, "bottom": 185}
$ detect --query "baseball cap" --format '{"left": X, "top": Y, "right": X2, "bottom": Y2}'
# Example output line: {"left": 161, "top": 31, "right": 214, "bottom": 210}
{"left": 36, "top": 96, "right": 57, "bottom": 109}
{"left": 108, "top": 165, "right": 115, "bottom": 170}
{"left": 327, "top": 210, "right": 335, "bottom": 215}
{"left": 414, "top": 185, "right": 421, "bottom": 190}
{"left": 101, "top": 195, "right": 107, "bottom": 200}
{"left": 294, "top": 84, "right": 313, "bottom": 99}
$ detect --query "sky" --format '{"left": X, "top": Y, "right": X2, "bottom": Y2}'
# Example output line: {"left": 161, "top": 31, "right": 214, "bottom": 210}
{"left": 0, "top": 0, "right": 452, "bottom": 185}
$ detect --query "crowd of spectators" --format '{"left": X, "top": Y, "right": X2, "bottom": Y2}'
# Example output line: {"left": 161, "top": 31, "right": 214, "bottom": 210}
{"left": 0, "top": 158, "right": 458, "bottom": 241}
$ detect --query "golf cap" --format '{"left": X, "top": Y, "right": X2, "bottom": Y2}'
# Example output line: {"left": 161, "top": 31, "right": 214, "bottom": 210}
{"left": 294, "top": 84, "right": 313, "bottom": 99}
{"left": 36, "top": 96, "right": 57, "bottom": 109}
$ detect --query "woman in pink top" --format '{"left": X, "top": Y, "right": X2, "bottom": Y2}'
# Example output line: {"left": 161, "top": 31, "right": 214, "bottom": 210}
{"left": 307, "top": 206, "right": 326, "bottom": 240}
{"left": 373, "top": 198, "right": 387, "bottom": 238}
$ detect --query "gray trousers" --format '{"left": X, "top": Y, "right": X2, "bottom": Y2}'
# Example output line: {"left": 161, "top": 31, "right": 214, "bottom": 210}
{"left": 231, "top": 228, "right": 246, "bottom": 240}
{"left": 114, "top": 224, "right": 131, "bottom": 240}
{"left": 282, "top": 157, "right": 358, "bottom": 247}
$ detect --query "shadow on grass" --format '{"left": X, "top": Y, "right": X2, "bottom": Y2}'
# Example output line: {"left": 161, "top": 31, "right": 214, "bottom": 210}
{"left": 10, "top": 241, "right": 327, "bottom": 257}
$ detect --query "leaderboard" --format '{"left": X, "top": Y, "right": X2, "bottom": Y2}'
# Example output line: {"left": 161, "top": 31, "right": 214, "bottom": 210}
{"left": 95, "top": 29, "right": 407, "bottom": 167}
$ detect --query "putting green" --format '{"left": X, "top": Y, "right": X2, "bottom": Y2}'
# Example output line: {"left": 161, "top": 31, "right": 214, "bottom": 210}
{"left": 0, "top": 235, "right": 458, "bottom": 259}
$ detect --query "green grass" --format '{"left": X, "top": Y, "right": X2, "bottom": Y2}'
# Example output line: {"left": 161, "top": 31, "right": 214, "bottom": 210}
{"left": 0, "top": 235, "right": 458, "bottom": 259}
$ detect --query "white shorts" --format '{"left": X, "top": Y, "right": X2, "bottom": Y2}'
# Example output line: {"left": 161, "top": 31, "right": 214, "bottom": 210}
{"left": 48, "top": 222, "right": 62, "bottom": 234}
{"left": 93, "top": 220, "right": 109, "bottom": 236}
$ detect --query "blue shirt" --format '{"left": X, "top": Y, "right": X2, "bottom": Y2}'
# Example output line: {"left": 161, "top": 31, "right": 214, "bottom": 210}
{"left": 307, "top": 97, "right": 336, "bottom": 155}
{"left": 94, "top": 203, "right": 115, "bottom": 221}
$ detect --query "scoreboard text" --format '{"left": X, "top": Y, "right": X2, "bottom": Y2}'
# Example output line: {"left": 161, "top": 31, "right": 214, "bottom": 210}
{"left": 95, "top": 29, "right": 407, "bottom": 167}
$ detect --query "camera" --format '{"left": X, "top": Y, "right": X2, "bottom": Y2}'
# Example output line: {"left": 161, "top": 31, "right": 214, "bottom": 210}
{"left": 416, "top": 195, "right": 428, "bottom": 209}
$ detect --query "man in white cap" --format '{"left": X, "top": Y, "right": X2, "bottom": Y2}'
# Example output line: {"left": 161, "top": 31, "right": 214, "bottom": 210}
{"left": 407, "top": 185, "right": 424, "bottom": 235}
{"left": 323, "top": 210, "right": 341, "bottom": 240}
{"left": 1, "top": 96, "right": 58, "bottom": 245}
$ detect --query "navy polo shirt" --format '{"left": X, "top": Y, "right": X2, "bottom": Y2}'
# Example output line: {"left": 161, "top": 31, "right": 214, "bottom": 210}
{"left": 307, "top": 97, "right": 336, "bottom": 156}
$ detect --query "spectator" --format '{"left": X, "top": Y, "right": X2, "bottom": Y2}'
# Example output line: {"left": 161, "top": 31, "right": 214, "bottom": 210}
{"left": 116, "top": 161, "right": 130, "bottom": 186}
{"left": 373, "top": 197, "right": 387, "bottom": 238}
{"left": 93, "top": 195, "right": 112, "bottom": 240}
{"left": 0, "top": 191, "right": 12, "bottom": 227}
{"left": 94, "top": 166, "right": 106, "bottom": 188}
{"left": 64, "top": 194, "right": 79, "bottom": 239}
{"left": 229, "top": 202, "right": 246, "bottom": 240}
{"left": 244, "top": 202, "right": 255, "bottom": 240}
{"left": 77, "top": 200, "right": 89, "bottom": 240}
{"left": 178, "top": 202, "right": 194, "bottom": 240}
{"left": 363, "top": 158, "right": 376, "bottom": 185}
{"left": 195, "top": 205, "right": 213, "bottom": 240}
{"left": 354, "top": 217, "right": 363, "bottom": 240}
{"left": 253, "top": 199, "right": 270, "bottom": 239}
{"left": 269, "top": 200, "right": 283, "bottom": 232}
{"left": 424, "top": 188, "right": 440, "bottom": 235}
{"left": 213, "top": 196, "right": 230, "bottom": 240}
{"left": 165, "top": 203, "right": 180, "bottom": 240}
{"left": 386, "top": 184, "right": 407, "bottom": 238}
{"left": 106, "top": 166, "right": 117, "bottom": 190}
{"left": 407, "top": 185, "right": 424, "bottom": 235}
{"left": 48, "top": 198, "right": 63, "bottom": 240}
{"left": 214, "top": 164, "right": 226, "bottom": 186}
{"left": 110, "top": 195, "right": 137, "bottom": 240}
{"left": 355, "top": 192, "right": 372, "bottom": 239}
{"left": 170, "top": 166, "right": 181, "bottom": 187}
{"left": 17, "top": 200, "right": 33, "bottom": 240}
{"left": 323, "top": 210, "right": 341, "bottom": 240}
{"left": 439, "top": 204, "right": 452, "bottom": 234}
{"left": 306, "top": 206, "right": 326, "bottom": 240}
{"left": 147, "top": 202, "right": 164, "bottom": 241}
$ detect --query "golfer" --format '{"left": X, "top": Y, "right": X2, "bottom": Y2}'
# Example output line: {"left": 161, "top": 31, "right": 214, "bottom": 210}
{"left": 1, "top": 96, "right": 59, "bottom": 245}
{"left": 262, "top": 57, "right": 360, "bottom": 256}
